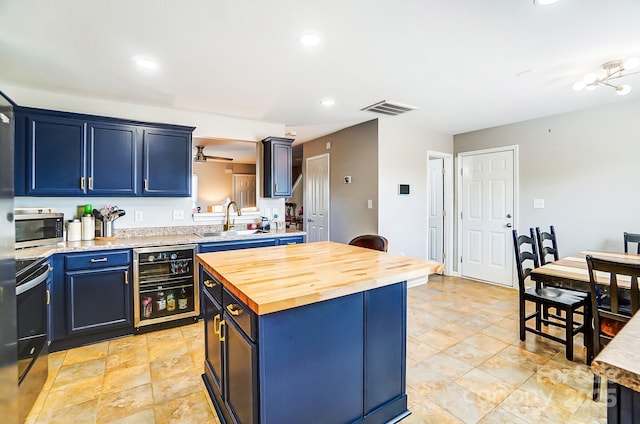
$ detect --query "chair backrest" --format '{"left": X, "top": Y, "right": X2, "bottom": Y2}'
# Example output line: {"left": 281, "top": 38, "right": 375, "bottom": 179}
{"left": 535, "top": 225, "right": 559, "bottom": 265}
{"left": 512, "top": 228, "right": 539, "bottom": 291}
{"left": 348, "top": 235, "right": 389, "bottom": 252}
{"left": 586, "top": 255, "right": 640, "bottom": 350}
{"left": 623, "top": 232, "right": 640, "bottom": 254}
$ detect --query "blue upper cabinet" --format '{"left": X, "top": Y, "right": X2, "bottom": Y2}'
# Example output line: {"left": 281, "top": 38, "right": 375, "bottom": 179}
{"left": 14, "top": 107, "right": 194, "bottom": 197}
{"left": 142, "top": 128, "right": 192, "bottom": 197}
{"left": 26, "top": 114, "right": 87, "bottom": 196}
{"left": 87, "top": 121, "right": 140, "bottom": 196}
{"left": 262, "top": 136, "right": 293, "bottom": 198}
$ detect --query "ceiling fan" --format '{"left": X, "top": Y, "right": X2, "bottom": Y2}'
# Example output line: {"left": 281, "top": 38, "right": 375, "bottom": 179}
{"left": 194, "top": 145, "right": 233, "bottom": 162}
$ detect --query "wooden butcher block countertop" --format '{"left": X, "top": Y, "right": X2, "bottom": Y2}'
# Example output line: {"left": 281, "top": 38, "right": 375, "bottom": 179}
{"left": 197, "top": 241, "right": 444, "bottom": 315}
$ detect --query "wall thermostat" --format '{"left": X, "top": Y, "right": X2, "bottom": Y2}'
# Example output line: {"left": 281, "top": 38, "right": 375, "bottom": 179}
{"left": 398, "top": 184, "right": 410, "bottom": 195}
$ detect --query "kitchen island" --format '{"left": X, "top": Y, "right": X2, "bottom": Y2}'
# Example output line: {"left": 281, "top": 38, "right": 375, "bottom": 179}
{"left": 197, "top": 241, "right": 444, "bottom": 424}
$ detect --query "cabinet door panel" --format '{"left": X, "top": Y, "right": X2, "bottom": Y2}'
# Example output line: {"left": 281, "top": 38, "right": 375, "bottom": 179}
{"left": 143, "top": 128, "right": 191, "bottom": 196}
{"left": 224, "top": 316, "right": 258, "bottom": 424}
{"left": 364, "top": 282, "right": 406, "bottom": 414}
{"left": 203, "top": 289, "right": 224, "bottom": 395}
{"left": 66, "top": 266, "right": 131, "bottom": 334}
{"left": 27, "top": 115, "right": 86, "bottom": 195}
{"left": 88, "top": 122, "right": 140, "bottom": 195}
{"left": 273, "top": 142, "right": 291, "bottom": 196}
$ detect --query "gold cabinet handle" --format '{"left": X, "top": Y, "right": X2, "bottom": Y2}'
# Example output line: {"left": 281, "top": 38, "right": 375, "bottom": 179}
{"left": 218, "top": 320, "right": 225, "bottom": 342}
{"left": 144, "top": 179, "right": 149, "bottom": 191}
{"left": 80, "top": 177, "right": 85, "bottom": 190}
{"left": 124, "top": 270, "right": 129, "bottom": 285}
{"left": 46, "top": 289, "right": 50, "bottom": 306}
{"left": 203, "top": 279, "right": 217, "bottom": 288}
{"left": 226, "top": 304, "right": 242, "bottom": 316}
{"left": 90, "top": 258, "right": 108, "bottom": 263}
{"left": 88, "top": 176, "right": 93, "bottom": 190}
{"left": 213, "top": 314, "right": 220, "bottom": 335}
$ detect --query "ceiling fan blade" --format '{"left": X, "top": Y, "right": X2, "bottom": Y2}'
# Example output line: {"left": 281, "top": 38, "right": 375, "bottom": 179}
{"left": 205, "top": 155, "right": 233, "bottom": 161}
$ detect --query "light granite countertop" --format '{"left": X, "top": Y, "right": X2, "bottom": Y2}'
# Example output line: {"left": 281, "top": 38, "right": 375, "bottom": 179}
{"left": 16, "top": 228, "right": 306, "bottom": 260}
{"left": 591, "top": 312, "right": 640, "bottom": 392}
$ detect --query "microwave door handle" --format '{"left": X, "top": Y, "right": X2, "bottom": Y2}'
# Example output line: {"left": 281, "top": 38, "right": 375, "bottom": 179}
{"left": 16, "top": 265, "right": 50, "bottom": 296}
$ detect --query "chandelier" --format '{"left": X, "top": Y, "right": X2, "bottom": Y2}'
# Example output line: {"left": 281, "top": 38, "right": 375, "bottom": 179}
{"left": 573, "top": 57, "right": 640, "bottom": 96}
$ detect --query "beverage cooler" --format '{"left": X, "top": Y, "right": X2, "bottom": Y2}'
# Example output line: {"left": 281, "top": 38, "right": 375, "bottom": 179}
{"left": 133, "top": 245, "right": 199, "bottom": 330}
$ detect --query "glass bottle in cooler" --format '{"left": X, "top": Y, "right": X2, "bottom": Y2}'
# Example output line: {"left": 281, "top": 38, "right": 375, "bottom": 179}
{"left": 156, "top": 290, "right": 166, "bottom": 312}
{"left": 178, "top": 287, "right": 188, "bottom": 310}
{"left": 166, "top": 290, "right": 176, "bottom": 312}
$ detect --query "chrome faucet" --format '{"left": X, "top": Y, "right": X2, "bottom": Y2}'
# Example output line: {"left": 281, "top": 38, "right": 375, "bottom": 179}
{"left": 224, "top": 201, "right": 241, "bottom": 231}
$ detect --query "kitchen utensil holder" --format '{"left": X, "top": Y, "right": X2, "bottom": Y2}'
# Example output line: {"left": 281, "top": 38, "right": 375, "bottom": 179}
{"left": 101, "top": 220, "right": 114, "bottom": 238}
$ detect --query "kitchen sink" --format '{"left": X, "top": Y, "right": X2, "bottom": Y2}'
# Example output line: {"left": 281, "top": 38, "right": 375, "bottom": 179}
{"left": 195, "top": 229, "right": 259, "bottom": 237}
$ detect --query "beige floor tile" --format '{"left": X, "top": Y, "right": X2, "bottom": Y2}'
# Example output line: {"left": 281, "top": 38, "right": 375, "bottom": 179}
{"left": 150, "top": 352, "right": 197, "bottom": 381}
{"left": 40, "top": 375, "right": 103, "bottom": 412}
{"left": 477, "top": 354, "right": 535, "bottom": 387}
{"left": 476, "top": 406, "right": 528, "bottom": 424}
{"left": 146, "top": 328, "right": 185, "bottom": 346}
{"left": 151, "top": 370, "right": 202, "bottom": 404}
{"left": 106, "top": 345, "right": 150, "bottom": 371}
{"left": 35, "top": 398, "right": 99, "bottom": 424}
{"left": 102, "top": 363, "right": 151, "bottom": 394}
{"left": 53, "top": 358, "right": 106, "bottom": 386}
{"left": 102, "top": 408, "right": 156, "bottom": 424}
{"left": 108, "top": 334, "right": 148, "bottom": 355}
{"left": 96, "top": 383, "right": 154, "bottom": 424}
{"left": 153, "top": 391, "right": 218, "bottom": 424}
{"left": 148, "top": 339, "right": 189, "bottom": 362}
{"left": 455, "top": 368, "right": 517, "bottom": 405}
{"left": 445, "top": 339, "right": 497, "bottom": 367}
{"left": 428, "top": 381, "right": 496, "bottom": 423}
{"left": 62, "top": 340, "right": 110, "bottom": 366}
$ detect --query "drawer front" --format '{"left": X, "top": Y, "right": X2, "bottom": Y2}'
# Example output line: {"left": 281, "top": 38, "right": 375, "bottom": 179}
{"left": 277, "top": 236, "right": 304, "bottom": 245}
{"left": 223, "top": 288, "right": 257, "bottom": 342}
{"left": 65, "top": 250, "right": 131, "bottom": 271}
{"left": 201, "top": 269, "right": 223, "bottom": 305}
{"left": 199, "top": 238, "right": 277, "bottom": 253}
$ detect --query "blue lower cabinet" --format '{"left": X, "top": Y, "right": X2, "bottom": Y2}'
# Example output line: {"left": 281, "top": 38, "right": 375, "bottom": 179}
{"left": 201, "top": 267, "right": 407, "bottom": 424}
{"left": 49, "top": 250, "right": 133, "bottom": 351}
{"left": 276, "top": 235, "right": 304, "bottom": 245}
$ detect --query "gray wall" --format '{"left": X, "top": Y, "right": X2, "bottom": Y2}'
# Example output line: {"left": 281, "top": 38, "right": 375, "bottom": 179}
{"left": 454, "top": 98, "right": 640, "bottom": 257}
{"left": 303, "top": 120, "right": 378, "bottom": 244}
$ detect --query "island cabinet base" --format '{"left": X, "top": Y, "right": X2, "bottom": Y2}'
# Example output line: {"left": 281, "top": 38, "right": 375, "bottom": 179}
{"left": 202, "top": 281, "right": 409, "bottom": 424}
{"left": 607, "top": 381, "right": 640, "bottom": 424}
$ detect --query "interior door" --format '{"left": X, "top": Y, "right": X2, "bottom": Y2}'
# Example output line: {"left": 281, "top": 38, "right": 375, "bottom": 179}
{"left": 428, "top": 158, "right": 444, "bottom": 263}
{"left": 233, "top": 174, "right": 256, "bottom": 209}
{"left": 305, "top": 154, "right": 330, "bottom": 242}
{"left": 460, "top": 149, "right": 515, "bottom": 286}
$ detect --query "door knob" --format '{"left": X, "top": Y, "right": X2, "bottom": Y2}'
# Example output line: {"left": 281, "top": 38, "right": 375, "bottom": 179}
{"left": 506, "top": 223, "right": 512, "bottom": 228}
{"left": 506, "top": 214, "right": 512, "bottom": 218}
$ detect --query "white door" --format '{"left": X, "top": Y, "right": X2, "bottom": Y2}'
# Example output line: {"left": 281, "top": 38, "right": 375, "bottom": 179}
{"left": 460, "top": 149, "right": 515, "bottom": 286}
{"left": 428, "top": 158, "right": 444, "bottom": 263}
{"left": 233, "top": 174, "right": 256, "bottom": 209}
{"left": 305, "top": 154, "right": 330, "bottom": 242}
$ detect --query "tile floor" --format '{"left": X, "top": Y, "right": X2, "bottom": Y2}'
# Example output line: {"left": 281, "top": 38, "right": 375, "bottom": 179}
{"left": 26, "top": 275, "right": 607, "bottom": 423}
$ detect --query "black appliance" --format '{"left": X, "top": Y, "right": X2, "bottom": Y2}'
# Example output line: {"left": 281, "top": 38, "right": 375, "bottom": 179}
{"left": 14, "top": 209, "right": 64, "bottom": 249}
{"left": 0, "top": 91, "right": 18, "bottom": 424}
{"left": 16, "top": 257, "right": 49, "bottom": 422}
{"left": 133, "top": 245, "right": 199, "bottom": 331}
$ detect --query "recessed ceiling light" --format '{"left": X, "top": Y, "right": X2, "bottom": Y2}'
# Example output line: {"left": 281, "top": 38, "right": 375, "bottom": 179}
{"left": 298, "top": 33, "right": 321, "bottom": 47}
{"left": 533, "top": 0, "right": 560, "bottom": 5}
{"left": 134, "top": 57, "right": 158, "bottom": 70}
{"left": 320, "top": 99, "right": 335, "bottom": 106}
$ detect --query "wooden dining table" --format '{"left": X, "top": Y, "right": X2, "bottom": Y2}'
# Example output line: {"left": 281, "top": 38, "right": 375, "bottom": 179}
{"left": 530, "top": 250, "right": 640, "bottom": 364}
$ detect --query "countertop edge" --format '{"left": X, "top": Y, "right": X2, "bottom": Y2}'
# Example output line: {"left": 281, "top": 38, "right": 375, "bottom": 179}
{"left": 16, "top": 230, "right": 306, "bottom": 260}
{"left": 591, "top": 312, "right": 640, "bottom": 392}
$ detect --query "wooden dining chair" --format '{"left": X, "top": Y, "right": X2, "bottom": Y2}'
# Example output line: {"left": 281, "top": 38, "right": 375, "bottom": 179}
{"left": 513, "top": 228, "right": 590, "bottom": 361}
{"left": 623, "top": 232, "right": 640, "bottom": 254}
{"left": 536, "top": 225, "right": 559, "bottom": 265}
{"left": 586, "top": 255, "right": 640, "bottom": 401}
{"left": 348, "top": 235, "right": 389, "bottom": 252}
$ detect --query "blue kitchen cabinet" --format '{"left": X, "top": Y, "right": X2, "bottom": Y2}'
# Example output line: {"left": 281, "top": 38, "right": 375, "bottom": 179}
{"left": 262, "top": 137, "right": 293, "bottom": 198}
{"left": 49, "top": 250, "right": 133, "bottom": 351}
{"left": 276, "top": 235, "right": 304, "bottom": 245}
{"left": 87, "top": 121, "right": 140, "bottom": 196}
{"left": 142, "top": 127, "right": 192, "bottom": 197}
{"left": 14, "top": 106, "right": 194, "bottom": 197}
{"left": 26, "top": 113, "right": 86, "bottom": 196}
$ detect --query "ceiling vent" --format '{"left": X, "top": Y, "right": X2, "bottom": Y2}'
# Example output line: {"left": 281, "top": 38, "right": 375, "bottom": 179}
{"left": 360, "top": 100, "right": 419, "bottom": 116}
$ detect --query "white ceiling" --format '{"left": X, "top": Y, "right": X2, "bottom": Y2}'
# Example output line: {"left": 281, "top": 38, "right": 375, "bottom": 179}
{"left": 1, "top": 0, "right": 640, "bottom": 144}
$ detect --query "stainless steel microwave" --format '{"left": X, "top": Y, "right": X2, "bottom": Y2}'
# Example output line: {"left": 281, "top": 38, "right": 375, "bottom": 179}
{"left": 15, "top": 209, "right": 64, "bottom": 249}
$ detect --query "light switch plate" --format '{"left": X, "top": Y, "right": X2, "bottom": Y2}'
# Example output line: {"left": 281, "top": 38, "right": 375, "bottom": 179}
{"left": 367, "top": 199, "right": 373, "bottom": 209}
{"left": 135, "top": 211, "right": 143, "bottom": 222}
{"left": 172, "top": 209, "right": 184, "bottom": 220}
{"left": 533, "top": 199, "right": 545, "bottom": 209}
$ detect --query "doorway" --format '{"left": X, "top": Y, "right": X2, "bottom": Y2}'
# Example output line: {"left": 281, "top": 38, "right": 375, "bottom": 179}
{"left": 305, "top": 154, "right": 330, "bottom": 242}
{"left": 427, "top": 151, "right": 453, "bottom": 276}
{"left": 457, "top": 146, "right": 518, "bottom": 287}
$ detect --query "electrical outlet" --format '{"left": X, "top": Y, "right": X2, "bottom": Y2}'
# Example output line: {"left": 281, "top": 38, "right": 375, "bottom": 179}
{"left": 172, "top": 209, "right": 184, "bottom": 220}
{"left": 134, "top": 211, "right": 144, "bottom": 222}
{"left": 367, "top": 199, "right": 373, "bottom": 209}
